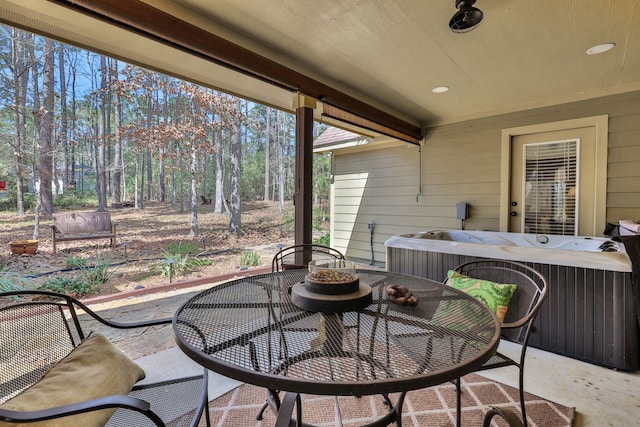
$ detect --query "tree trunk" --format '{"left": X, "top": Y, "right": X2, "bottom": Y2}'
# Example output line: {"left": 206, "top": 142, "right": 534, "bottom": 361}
{"left": 158, "top": 84, "right": 169, "bottom": 202}
{"left": 214, "top": 127, "right": 225, "bottom": 214}
{"left": 58, "top": 43, "right": 68, "bottom": 191}
{"left": 171, "top": 142, "right": 180, "bottom": 206}
{"left": 189, "top": 147, "right": 198, "bottom": 236}
{"left": 201, "top": 154, "right": 207, "bottom": 199}
{"left": 277, "top": 111, "right": 285, "bottom": 211}
{"left": 264, "top": 107, "right": 271, "bottom": 201}
{"left": 145, "top": 90, "right": 153, "bottom": 201}
{"left": 112, "top": 60, "right": 123, "bottom": 206}
{"left": 69, "top": 48, "right": 78, "bottom": 194}
{"left": 134, "top": 150, "right": 141, "bottom": 208}
{"left": 228, "top": 100, "right": 242, "bottom": 233}
{"left": 139, "top": 149, "right": 145, "bottom": 209}
{"left": 37, "top": 37, "right": 55, "bottom": 216}
{"left": 96, "top": 55, "right": 108, "bottom": 211}
{"left": 179, "top": 153, "right": 184, "bottom": 213}
{"left": 10, "top": 28, "right": 29, "bottom": 217}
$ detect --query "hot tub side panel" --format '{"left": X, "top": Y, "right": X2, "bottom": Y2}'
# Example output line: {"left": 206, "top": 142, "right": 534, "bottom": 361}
{"left": 386, "top": 246, "right": 639, "bottom": 370}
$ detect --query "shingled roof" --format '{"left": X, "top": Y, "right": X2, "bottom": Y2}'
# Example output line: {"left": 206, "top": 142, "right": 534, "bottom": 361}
{"left": 314, "top": 127, "right": 369, "bottom": 151}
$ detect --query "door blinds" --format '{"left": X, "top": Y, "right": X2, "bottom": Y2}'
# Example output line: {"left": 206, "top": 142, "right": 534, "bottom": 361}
{"left": 523, "top": 139, "right": 578, "bottom": 236}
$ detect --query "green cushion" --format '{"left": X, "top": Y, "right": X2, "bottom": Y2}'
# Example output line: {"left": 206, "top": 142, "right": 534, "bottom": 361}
{"left": 0, "top": 332, "right": 146, "bottom": 427}
{"left": 445, "top": 270, "right": 517, "bottom": 323}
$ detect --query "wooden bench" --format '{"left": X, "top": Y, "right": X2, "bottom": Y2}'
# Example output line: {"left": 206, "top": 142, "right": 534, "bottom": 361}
{"left": 51, "top": 211, "right": 116, "bottom": 254}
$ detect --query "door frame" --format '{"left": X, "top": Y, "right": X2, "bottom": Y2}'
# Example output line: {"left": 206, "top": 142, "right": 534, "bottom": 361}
{"left": 499, "top": 115, "right": 608, "bottom": 234}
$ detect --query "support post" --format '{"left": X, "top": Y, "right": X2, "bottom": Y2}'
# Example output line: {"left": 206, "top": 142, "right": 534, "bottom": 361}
{"left": 294, "top": 94, "right": 316, "bottom": 265}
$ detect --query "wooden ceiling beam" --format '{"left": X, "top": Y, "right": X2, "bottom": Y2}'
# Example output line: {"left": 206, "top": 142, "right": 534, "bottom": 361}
{"left": 48, "top": 0, "right": 423, "bottom": 144}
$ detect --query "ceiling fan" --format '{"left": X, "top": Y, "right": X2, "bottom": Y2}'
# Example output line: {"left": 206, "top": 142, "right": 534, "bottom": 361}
{"left": 449, "top": 0, "right": 484, "bottom": 33}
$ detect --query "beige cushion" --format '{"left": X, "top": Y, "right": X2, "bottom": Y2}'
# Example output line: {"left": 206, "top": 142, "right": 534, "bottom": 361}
{"left": 0, "top": 332, "right": 145, "bottom": 427}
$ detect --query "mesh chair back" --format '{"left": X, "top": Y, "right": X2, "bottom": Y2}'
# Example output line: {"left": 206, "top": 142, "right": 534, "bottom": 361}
{"left": 1, "top": 291, "right": 210, "bottom": 427}
{"left": 272, "top": 244, "right": 345, "bottom": 272}
{"left": 453, "top": 259, "right": 548, "bottom": 344}
{"left": 0, "top": 297, "right": 81, "bottom": 403}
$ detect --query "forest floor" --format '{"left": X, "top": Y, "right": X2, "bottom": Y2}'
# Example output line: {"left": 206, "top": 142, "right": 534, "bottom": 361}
{"left": 0, "top": 200, "right": 319, "bottom": 298}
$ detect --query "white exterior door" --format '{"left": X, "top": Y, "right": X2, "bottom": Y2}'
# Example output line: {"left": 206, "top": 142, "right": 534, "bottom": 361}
{"left": 509, "top": 127, "right": 597, "bottom": 235}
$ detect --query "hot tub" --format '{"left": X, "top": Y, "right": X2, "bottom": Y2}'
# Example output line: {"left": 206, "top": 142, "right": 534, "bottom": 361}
{"left": 385, "top": 230, "right": 638, "bottom": 370}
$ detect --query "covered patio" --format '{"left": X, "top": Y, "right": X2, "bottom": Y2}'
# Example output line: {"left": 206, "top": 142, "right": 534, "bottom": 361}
{"left": 1, "top": 1, "right": 640, "bottom": 426}
{"left": 3, "top": 0, "right": 639, "bottom": 245}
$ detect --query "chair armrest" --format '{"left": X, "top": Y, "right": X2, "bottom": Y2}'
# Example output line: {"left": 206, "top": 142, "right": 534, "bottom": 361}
{"left": 66, "top": 293, "right": 171, "bottom": 329}
{"left": 76, "top": 299, "right": 172, "bottom": 329}
{"left": 1, "top": 290, "right": 172, "bottom": 330}
{"left": 0, "top": 395, "right": 164, "bottom": 426}
{"left": 482, "top": 406, "right": 524, "bottom": 427}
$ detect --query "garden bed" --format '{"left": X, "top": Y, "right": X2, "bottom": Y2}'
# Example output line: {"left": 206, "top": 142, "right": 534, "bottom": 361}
{"left": 0, "top": 200, "right": 313, "bottom": 298}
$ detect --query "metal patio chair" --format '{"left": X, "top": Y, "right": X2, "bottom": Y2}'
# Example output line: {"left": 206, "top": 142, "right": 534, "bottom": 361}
{"left": 0, "top": 290, "right": 210, "bottom": 427}
{"left": 449, "top": 259, "right": 548, "bottom": 427}
{"left": 271, "top": 243, "right": 345, "bottom": 272}
{"left": 483, "top": 406, "right": 525, "bottom": 427}
{"left": 256, "top": 244, "right": 346, "bottom": 421}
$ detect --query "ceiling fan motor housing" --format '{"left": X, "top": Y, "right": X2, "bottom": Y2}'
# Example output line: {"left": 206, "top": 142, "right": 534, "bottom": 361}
{"left": 450, "top": 0, "right": 483, "bottom": 32}
{"left": 455, "top": 0, "right": 477, "bottom": 8}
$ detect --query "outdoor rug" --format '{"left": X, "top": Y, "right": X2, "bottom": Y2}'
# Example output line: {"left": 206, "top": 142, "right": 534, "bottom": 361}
{"left": 203, "top": 373, "right": 575, "bottom": 426}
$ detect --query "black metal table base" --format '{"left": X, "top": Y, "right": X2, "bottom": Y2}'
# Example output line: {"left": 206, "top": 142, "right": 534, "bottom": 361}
{"left": 270, "top": 390, "right": 406, "bottom": 427}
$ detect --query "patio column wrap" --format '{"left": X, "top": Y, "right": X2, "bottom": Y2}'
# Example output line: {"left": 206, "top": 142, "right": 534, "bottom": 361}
{"left": 294, "top": 96, "right": 314, "bottom": 265}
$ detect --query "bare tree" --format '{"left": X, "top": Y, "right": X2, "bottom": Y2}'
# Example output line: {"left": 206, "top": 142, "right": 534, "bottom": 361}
{"left": 111, "top": 59, "right": 123, "bottom": 206}
{"left": 264, "top": 107, "right": 271, "bottom": 202}
{"left": 228, "top": 98, "right": 242, "bottom": 233}
{"left": 66, "top": 46, "right": 81, "bottom": 194}
{"left": 95, "top": 55, "right": 108, "bottom": 211}
{"left": 58, "top": 42, "right": 68, "bottom": 190}
{"left": 277, "top": 110, "right": 285, "bottom": 211}
{"left": 145, "top": 86, "right": 153, "bottom": 201}
{"left": 36, "top": 37, "right": 55, "bottom": 218}
{"left": 214, "top": 125, "right": 225, "bottom": 214}
{"left": 8, "top": 28, "right": 30, "bottom": 217}
{"left": 189, "top": 147, "right": 198, "bottom": 236}
{"left": 158, "top": 79, "right": 169, "bottom": 202}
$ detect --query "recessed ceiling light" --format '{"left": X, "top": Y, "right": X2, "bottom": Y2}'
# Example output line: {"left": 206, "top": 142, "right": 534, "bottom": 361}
{"left": 432, "top": 86, "right": 449, "bottom": 94}
{"left": 586, "top": 43, "right": 615, "bottom": 55}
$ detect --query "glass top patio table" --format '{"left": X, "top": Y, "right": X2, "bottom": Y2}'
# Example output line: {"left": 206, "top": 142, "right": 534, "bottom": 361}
{"left": 173, "top": 269, "right": 500, "bottom": 425}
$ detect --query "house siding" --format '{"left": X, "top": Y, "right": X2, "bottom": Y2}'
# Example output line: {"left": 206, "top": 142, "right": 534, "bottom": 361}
{"left": 331, "top": 91, "right": 640, "bottom": 265}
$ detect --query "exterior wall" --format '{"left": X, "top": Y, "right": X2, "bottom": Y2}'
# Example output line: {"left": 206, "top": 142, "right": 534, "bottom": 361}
{"left": 331, "top": 91, "right": 640, "bottom": 264}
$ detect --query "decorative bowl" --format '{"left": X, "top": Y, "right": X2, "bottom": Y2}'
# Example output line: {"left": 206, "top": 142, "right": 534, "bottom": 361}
{"left": 9, "top": 240, "right": 39, "bottom": 255}
{"left": 308, "top": 259, "right": 356, "bottom": 275}
{"left": 306, "top": 260, "right": 358, "bottom": 295}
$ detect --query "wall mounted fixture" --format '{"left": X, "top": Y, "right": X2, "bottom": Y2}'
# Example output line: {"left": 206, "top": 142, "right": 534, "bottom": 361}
{"left": 449, "top": 0, "right": 483, "bottom": 33}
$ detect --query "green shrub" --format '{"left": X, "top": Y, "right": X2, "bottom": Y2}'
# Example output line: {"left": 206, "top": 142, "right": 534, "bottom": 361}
{"left": 150, "top": 244, "right": 212, "bottom": 278}
{"left": 39, "top": 276, "right": 94, "bottom": 295}
{"left": 65, "top": 255, "right": 113, "bottom": 288}
{"left": 313, "top": 233, "right": 330, "bottom": 247}
{"left": 240, "top": 250, "right": 261, "bottom": 268}
{"left": 282, "top": 211, "right": 295, "bottom": 231}
{"left": 0, "top": 191, "right": 36, "bottom": 212}
{"left": 166, "top": 242, "right": 199, "bottom": 256}
{"left": 82, "top": 255, "right": 114, "bottom": 287}
{"left": 0, "top": 266, "right": 25, "bottom": 292}
{"left": 65, "top": 255, "right": 87, "bottom": 268}
{"left": 53, "top": 193, "right": 98, "bottom": 209}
